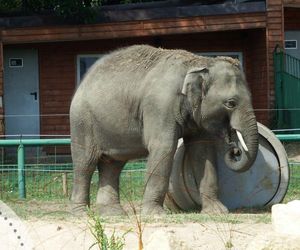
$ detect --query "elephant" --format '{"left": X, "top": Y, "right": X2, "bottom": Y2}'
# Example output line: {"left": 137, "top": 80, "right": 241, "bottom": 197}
{"left": 70, "top": 44, "right": 259, "bottom": 216}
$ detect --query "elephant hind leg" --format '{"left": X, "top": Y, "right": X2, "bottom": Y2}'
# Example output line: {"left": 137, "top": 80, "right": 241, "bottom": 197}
{"left": 70, "top": 141, "right": 98, "bottom": 215}
{"left": 96, "top": 158, "right": 127, "bottom": 216}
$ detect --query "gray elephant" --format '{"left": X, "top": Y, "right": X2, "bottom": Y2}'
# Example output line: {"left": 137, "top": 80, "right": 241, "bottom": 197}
{"left": 70, "top": 45, "right": 259, "bottom": 216}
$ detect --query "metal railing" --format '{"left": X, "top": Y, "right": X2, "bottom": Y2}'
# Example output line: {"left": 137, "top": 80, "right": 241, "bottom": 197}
{"left": 0, "top": 138, "right": 70, "bottom": 199}
{"left": 0, "top": 134, "right": 298, "bottom": 200}
{"left": 274, "top": 48, "right": 300, "bottom": 130}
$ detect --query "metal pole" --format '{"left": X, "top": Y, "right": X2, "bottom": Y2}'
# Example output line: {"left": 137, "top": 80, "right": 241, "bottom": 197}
{"left": 18, "top": 143, "right": 26, "bottom": 199}
{"left": 0, "top": 138, "right": 71, "bottom": 146}
{"left": 276, "top": 134, "right": 300, "bottom": 141}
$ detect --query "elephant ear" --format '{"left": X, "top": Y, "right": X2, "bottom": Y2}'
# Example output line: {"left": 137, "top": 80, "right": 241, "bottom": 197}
{"left": 181, "top": 67, "right": 209, "bottom": 112}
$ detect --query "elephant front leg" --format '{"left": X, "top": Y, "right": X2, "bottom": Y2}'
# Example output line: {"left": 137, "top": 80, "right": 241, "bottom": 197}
{"left": 200, "top": 148, "right": 229, "bottom": 214}
{"left": 96, "top": 160, "right": 126, "bottom": 216}
{"left": 142, "top": 144, "right": 176, "bottom": 215}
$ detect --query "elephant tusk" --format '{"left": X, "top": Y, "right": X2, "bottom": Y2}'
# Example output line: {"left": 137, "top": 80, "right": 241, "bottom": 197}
{"left": 177, "top": 138, "right": 184, "bottom": 148}
{"left": 236, "top": 130, "right": 248, "bottom": 152}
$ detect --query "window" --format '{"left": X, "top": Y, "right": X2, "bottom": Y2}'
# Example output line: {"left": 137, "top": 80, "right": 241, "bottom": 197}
{"left": 76, "top": 52, "right": 243, "bottom": 86}
{"left": 76, "top": 55, "right": 102, "bottom": 85}
{"left": 9, "top": 58, "right": 23, "bottom": 68}
{"left": 285, "top": 40, "right": 297, "bottom": 50}
{"left": 198, "top": 52, "right": 243, "bottom": 66}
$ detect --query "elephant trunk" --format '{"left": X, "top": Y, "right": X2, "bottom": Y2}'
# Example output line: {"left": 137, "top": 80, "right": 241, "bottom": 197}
{"left": 224, "top": 109, "right": 259, "bottom": 172}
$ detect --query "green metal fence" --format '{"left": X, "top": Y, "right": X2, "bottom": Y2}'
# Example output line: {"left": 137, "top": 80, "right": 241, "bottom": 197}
{"left": 0, "top": 138, "right": 146, "bottom": 201}
{"left": 0, "top": 139, "right": 71, "bottom": 199}
{"left": 274, "top": 48, "right": 300, "bottom": 130}
{"left": 0, "top": 136, "right": 299, "bottom": 201}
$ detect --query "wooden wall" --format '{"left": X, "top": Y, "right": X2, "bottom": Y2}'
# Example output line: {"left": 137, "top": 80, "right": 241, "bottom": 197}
{"left": 1, "top": 13, "right": 266, "bottom": 45}
{"left": 245, "top": 29, "right": 268, "bottom": 125}
{"left": 266, "top": 0, "right": 285, "bottom": 126}
{"left": 37, "top": 29, "right": 268, "bottom": 136}
{"left": 284, "top": 0, "right": 300, "bottom": 7}
{"left": 38, "top": 37, "right": 154, "bottom": 136}
{"left": 39, "top": 44, "right": 74, "bottom": 136}
{"left": 0, "top": 7, "right": 274, "bottom": 136}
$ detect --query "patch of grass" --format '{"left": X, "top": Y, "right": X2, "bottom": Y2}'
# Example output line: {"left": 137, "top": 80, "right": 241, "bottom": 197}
{"left": 0, "top": 161, "right": 146, "bottom": 202}
{"left": 120, "top": 170, "right": 145, "bottom": 202}
{"left": 4, "top": 198, "right": 272, "bottom": 226}
{"left": 97, "top": 211, "right": 270, "bottom": 225}
{"left": 1, "top": 160, "right": 298, "bottom": 205}
{"left": 284, "top": 164, "right": 300, "bottom": 203}
{"left": 1, "top": 161, "right": 298, "bottom": 228}
{"left": 4, "top": 199, "right": 71, "bottom": 220}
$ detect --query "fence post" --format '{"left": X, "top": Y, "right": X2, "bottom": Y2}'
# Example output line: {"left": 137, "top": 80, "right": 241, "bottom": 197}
{"left": 18, "top": 143, "right": 26, "bottom": 199}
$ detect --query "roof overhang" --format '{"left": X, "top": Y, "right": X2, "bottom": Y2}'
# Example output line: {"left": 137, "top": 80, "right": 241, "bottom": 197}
{"left": 0, "top": 1, "right": 267, "bottom": 45}
{"left": 1, "top": 12, "right": 266, "bottom": 45}
{"left": 0, "top": 1, "right": 266, "bottom": 28}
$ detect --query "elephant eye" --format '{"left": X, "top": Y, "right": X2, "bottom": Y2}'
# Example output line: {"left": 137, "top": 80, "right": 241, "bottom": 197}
{"left": 224, "top": 99, "right": 237, "bottom": 109}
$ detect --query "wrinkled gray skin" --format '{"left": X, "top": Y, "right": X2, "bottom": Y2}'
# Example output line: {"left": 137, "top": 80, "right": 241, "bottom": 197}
{"left": 70, "top": 45, "right": 258, "bottom": 216}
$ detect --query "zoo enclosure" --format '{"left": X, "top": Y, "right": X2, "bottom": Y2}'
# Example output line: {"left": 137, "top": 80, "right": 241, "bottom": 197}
{"left": 274, "top": 48, "right": 300, "bottom": 131}
{"left": 0, "top": 138, "right": 146, "bottom": 201}
{"left": 0, "top": 135, "right": 299, "bottom": 201}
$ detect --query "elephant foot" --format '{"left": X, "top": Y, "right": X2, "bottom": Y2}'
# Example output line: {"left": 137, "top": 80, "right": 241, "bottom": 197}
{"left": 201, "top": 199, "right": 229, "bottom": 215}
{"left": 142, "top": 203, "right": 166, "bottom": 216}
{"left": 97, "top": 203, "right": 126, "bottom": 217}
{"left": 70, "top": 203, "right": 89, "bottom": 217}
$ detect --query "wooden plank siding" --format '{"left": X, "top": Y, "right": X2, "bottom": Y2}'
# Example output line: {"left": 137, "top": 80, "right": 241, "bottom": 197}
{"left": 244, "top": 29, "right": 268, "bottom": 125}
{"left": 284, "top": 0, "right": 300, "bottom": 7}
{"left": 0, "top": 5, "right": 288, "bottom": 136}
{"left": 266, "top": 0, "right": 285, "bottom": 126}
{"left": 35, "top": 29, "right": 268, "bottom": 136}
{"left": 39, "top": 44, "right": 75, "bottom": 136}
{"left": 1, "top": 13, "right": 266, "bottom": 44}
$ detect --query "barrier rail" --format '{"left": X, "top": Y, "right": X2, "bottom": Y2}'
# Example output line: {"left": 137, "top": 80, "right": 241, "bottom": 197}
{"left": 0, "top": 133, "right": 298, "bottom": 199}
{"left": 0, "top": 138, "right": 70, "bottom": 199}
{"left": 276, "top": 134, "right": 300, "bottom": 141}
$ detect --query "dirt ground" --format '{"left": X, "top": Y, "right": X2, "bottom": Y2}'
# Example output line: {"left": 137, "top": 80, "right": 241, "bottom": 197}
{"left": 7, "top": 219, "right": 273, "bottom": 250}
{"left": 1, "top": 215, "right": 299, "bottom": 250}
{"left": 1, "top": 142, "right": 299, "bottom": 250}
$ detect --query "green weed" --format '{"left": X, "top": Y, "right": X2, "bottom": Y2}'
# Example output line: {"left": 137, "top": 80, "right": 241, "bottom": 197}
{"left": 88, "top": 210, "right": 130, "bottom": 250}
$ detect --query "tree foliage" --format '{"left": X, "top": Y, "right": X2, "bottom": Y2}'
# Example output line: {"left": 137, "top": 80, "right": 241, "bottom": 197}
{"left": 0, "top": 0, "right": 102, "bottom": 23}
{"left": 0, "top": 0, "right": 161, "bottom": 23}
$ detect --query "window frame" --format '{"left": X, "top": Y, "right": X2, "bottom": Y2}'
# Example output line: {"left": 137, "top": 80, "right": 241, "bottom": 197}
{"left": 9, "top": 58, "right": 24, "bottom": 68}
{"left": 284, "top": 40, "right": 297, "bottom": 50}
{"left": 76, "top": 51, "right": 244, "bottom": 86}
{"left": 198, "top": 52, "right": 243, "bottom": 67}
{"left": 76, "top": 54, "right": 102, "bottom": 86}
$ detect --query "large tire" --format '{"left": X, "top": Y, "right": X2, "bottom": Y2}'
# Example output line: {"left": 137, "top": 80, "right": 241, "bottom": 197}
{"left": 165, "top": 122, "right": 289, "bottom": 212}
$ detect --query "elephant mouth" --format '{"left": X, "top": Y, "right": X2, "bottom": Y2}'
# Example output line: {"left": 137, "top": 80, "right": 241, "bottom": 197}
{"left": 229, "top": 147, "right": 242, "bottom": 162}
{"left": 215, "top": 126, "right": 251, "bottom": 165}
{"left": 224, "top": 128, "right": 248, "bottom": 162}
{"left": 222, "top": 111, "right": 258, "bottom": 172}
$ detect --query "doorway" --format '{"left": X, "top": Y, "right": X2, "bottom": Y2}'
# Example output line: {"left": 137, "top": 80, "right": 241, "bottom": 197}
{"left": 3, "top": 48, "right": 40, "bottom": 137}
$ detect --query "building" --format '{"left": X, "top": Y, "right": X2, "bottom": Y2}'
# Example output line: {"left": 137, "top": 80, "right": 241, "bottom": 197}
{"left": 0, "top": 0, "right": 299, "bottom": 137}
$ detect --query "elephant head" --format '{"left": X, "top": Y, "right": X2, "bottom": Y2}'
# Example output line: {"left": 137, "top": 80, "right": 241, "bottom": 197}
{"left": 182, "top": 57, "right": 258, "bottom": 172}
